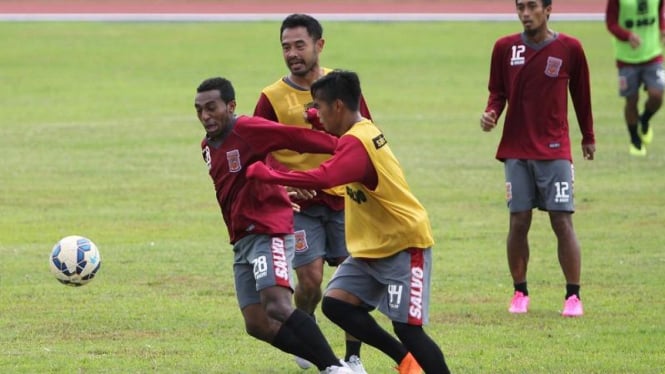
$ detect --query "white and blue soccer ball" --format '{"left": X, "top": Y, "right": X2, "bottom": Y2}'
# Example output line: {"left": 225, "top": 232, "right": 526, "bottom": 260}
{"left": 49, "top": 235, "right": 101, "bottom": 286}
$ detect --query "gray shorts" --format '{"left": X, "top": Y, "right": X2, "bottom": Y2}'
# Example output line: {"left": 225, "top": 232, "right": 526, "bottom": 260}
{"left": 618, "top": 61, "right": 665, "bottom": 97}
{"left": 504, "top": 159, "right": 575, "bottom": 213}
{"left": 325, "top": 248, "right": 432, "bottom": 326}
{"left": 233, "top": 234, "right": 295, "bottom": 309}
{"left": 293, "top": 205, "right": 348, "bottom": 268}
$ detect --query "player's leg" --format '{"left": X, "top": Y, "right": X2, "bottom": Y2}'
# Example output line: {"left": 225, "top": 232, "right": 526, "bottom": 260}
{"left": 323, "top": 208, "right": 364, "bottom": 368}
{"left": 619, "top": 65, "right": 646, "bottom": 154}
{"left": 242, "top": 233, "right": 345, "bottom": 371}
{"left": 537, "top": 160, "right": 584, "bottom": 317}
{"left": 293, "top": 257, "right": 325, "bottom": 313}
{"left": 507, "top": 210, "right": 532, "bottom": 286}
{"left": 639, "top": 62, "right": 665, "bottom": 144}
{"left": 504, "top": 159, "right": 535, "bottom": 313}
{"left": 382, "top": 248, "right": 450, "bottom": 374}
{"left": 321, "top": 258, "right": 413, "bottom": 370}
{"left": 234, "top": 236, "right": 297, "bottom": 344}
{"left": 548, "top": 212, "right": 580, "bottom": 286}
{"left": 233, "top": 235, "right": 278, "bottom": 342}
{"left": 549, "top": 210, "right": 584, "bottom": 317}
{"left": 235, "top": 242, "right": 326, "bottom": 363}
{"left": 291, "top": 209, "right": 327, "bottom": 369}
{"left": 292, "top": 208, "right": 327, "bottom": 315}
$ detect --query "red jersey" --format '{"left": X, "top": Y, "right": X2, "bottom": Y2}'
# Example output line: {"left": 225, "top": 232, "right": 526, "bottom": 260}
{"left": 201, "top": 115, "right": 337, "bottom": 244}
{"left": 485, "top": 32, "right": 595, "bottom": 162}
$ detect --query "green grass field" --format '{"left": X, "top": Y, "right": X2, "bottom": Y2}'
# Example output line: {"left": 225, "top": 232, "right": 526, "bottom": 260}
{"left": 1, "top": 20, "right": 664, "bottom": 373}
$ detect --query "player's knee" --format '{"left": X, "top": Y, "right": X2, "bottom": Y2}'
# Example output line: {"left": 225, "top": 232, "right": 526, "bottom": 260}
{"left": 244, "top": 320, "right": 272, "bottom": 342}
{"left": 297, "top": 276, "right": 323, "bottom": 295}
{"left": 321, "top": 296, "right": 346, "bottom": 322}
{"left": 297, "top": 265, "right": 324, "bottom": 288}
{"left": 263, "top": 299, "right": 293, "bottom": 323}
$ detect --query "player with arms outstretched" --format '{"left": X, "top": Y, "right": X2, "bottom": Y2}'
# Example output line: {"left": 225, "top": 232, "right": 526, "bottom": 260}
{"left": 194, "top": 76, "right": 353, "bottom": 374}
{"left": 248, "top": 70, "right": 449, "bottom": 374}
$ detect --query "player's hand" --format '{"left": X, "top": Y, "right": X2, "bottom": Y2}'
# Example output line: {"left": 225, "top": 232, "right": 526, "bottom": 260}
{"left": 246, "top": 161, "right": 271, "bottom": 180}
{"left": 629, "top": 33, "right": 641, "bottom": 49}
{"left": 582, "top": 143, "right": 595, "bottom": 160}
{"left": 285, "top": 186, "right": 317, "bottom": 201}
{"left": 480, "top": 110, "right": 497, "bottom": 132}
{"left": 304, "top": 107, "right": 325, "bottom": 131}
{"left": 290, "top": 201, "right": 301, "bottom": 213}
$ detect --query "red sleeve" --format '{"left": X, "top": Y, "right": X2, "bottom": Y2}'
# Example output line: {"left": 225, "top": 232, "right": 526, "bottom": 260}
{"left": 485, "top": 39, "right": 507, "bottom": 118}
{"left": 246, "top": 135, "right": 377, "bottom": 190}
{"left": 569, "top": 41, "right": 595, "bottom": 145}
{"left": 606, "top": 0, "right": 632, "bottom": 41}
{"left": 253, "top": 93, "right": 278, "bottom": 121}
{"left": 236, "top": 116, "right": 338, "bottom": 155}
{"left": 359, "top": 95, "right": 372, "bottom": 120}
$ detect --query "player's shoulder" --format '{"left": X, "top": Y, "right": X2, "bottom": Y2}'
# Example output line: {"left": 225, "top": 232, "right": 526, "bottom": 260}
{"left": 495, "top": 33, "right": 522, "bottom": 46}
{"left": 237, "top": 114, "right": 277, "bottom": 128}
{"left": 261, "top": 77, "right": 289, "bottom": 94}
{"left": 555, "top": 32, "right": 584, "bottom": 49}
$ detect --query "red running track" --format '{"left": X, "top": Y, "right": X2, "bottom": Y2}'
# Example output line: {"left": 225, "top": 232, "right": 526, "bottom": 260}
{"left": 0, "top": 0, "right": 607, "bottom": 14}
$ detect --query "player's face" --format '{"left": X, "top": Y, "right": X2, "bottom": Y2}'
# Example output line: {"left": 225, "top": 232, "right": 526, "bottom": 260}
{"left": 312, "top": 96, "right": 343, "bottom": 136}
{"left": 281, "top": 26, "right": 324, "bottom": 77}
{"left": 516, "top": 0, "right": 550, "bottom": 35}
{"left": 194, "top": 90, "right": 236, "bottom": 139}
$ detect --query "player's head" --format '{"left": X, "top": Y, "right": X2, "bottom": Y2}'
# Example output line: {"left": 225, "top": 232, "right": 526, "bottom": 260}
{"left": 516, "top": 0, "right": 552, "bottom": 34}
{"left": 515, "top": 0, "right": 551, "bottom": 7}
{"left": 310, "top": 70, "right": 362, "bottom": 135}
{"left": 194, "top": 77, "right": 237, "bottom": 139}
{"left": 280, "top": 14, "right": 325, "bottom": 77}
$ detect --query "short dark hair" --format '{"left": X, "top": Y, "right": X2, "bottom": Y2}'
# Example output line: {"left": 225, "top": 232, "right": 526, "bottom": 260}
{"left": 280, "top": 13, "right": 323, "bottom": 41}
{"left": 197, "top": 77, "right": 235, "bottom": 103}
{"left": 310, "top": 70, "right": 361, "bottom": 112}
{"left": 516, "top": 0, "right": 552, "bottom": 6}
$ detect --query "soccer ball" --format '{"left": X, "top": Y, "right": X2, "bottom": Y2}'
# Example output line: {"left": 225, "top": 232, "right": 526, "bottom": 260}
{"left": 49, "top": 235, "right": 101, "bottom": 286}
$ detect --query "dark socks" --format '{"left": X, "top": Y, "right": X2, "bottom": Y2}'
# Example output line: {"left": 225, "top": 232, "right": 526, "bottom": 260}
{"left": 322, "top": 296, "right": 408, "bottom": 363}
{"left": 566, "top": 284, "right": 580, "bottom": 299}
{"left": 628, "top": 124, "right": 642, "bottom": 148}
{"left": 393, "top": 322, "right": 450, "bottom": 374}
{"left": 640, "top": 109, "right": 655, "bottom": 132}
{"left": 344, "top": 339, "right": 362, "bottom": 361}
{"left": 280, "top": 309, "right": 339, "bottom": 370}
{"left": 272, "top": 321, "right": 312, "bottom": 360}
{"left": 514, "top": 281, "right": 528, "bottom": 296}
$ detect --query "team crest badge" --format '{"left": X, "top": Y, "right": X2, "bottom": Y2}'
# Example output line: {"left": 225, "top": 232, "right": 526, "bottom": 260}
{"left": 544, "top": 56, "right": 562, "bottom": 77}
{"left": 226, "top": 149, "right": 241, "bottom": 172}
{"left": 294, "top": 230, "right": 309, "bottom": 252}
{"left": 505, "top": 182, "right": 512, "bottom": 202}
